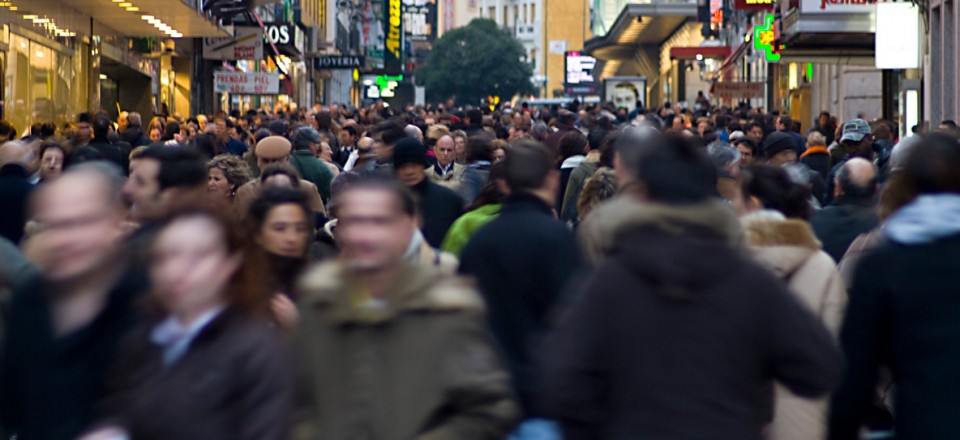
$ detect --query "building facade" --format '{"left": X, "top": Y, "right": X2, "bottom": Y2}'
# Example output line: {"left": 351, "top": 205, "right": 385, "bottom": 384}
{"left": 927, "top": 0, "right": 959, "bottom": 125}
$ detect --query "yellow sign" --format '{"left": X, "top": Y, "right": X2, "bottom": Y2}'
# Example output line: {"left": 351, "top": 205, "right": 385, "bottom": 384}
{"left": 386, "top": 0, "right": 402, "bottom": 59}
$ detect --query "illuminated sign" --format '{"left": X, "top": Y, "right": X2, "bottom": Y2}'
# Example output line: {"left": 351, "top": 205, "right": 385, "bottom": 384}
{"left": 753, "top": 14, "right": 780, "bottom": 62}
{"left": 378, "top": 74, "right": 403, "bottom": 98}
{"left": 403, "top": 0, "right": 437, "bottom": 42}
{"left": 733, "top": 0, "right": 775, "bottom": 10}
{"left": 565, "top": 51, "right": 598, "bottom": 94}
{"left": 384, "top": 0, "right": 404, "bottom": 74}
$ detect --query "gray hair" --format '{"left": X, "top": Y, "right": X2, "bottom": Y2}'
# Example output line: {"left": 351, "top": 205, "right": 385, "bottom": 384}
{"left": 889, "top": 135, "right": 922, "bottom": 170}
{"left": 783, "top": 162, "right": 814, "bottom": 187}
{"left": 127, "top": 112, "right": 143, "bottom": 129}
{"left": 0, "top": 140, "right": 35, "bottom": 167}
{"left": 706, "top": 141, "right": 741, "bottom": 169}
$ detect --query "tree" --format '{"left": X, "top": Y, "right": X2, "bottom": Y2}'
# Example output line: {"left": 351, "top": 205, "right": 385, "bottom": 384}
{"left": 417, "top": 18, "right": 536, "bottom": 106}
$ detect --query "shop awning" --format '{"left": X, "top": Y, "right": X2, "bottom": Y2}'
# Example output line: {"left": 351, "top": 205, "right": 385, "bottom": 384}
{"left": 776, "top": 8, "right": 875, "bottom": 64}
{"left": 584, "top": 2, "right": 697, "bottom": 61}
{"left": 669, "top": 46, "right": 731, "bottom": 60}
{"left": 60, "top": 0, "right": 228, "bottom": 37}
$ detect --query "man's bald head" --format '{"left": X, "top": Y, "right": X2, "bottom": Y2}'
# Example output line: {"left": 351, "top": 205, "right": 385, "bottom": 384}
{"left": 0, "top": 140, "right": 34, "bottom": 167}
{"left": 836, "top": 157, "right": 878, "bottom": 199}
{"left": 357, "top": 137, "right": 375, "bottom": 149}
{"left": 404, "top": 124, "right": 423, "bottom": 143}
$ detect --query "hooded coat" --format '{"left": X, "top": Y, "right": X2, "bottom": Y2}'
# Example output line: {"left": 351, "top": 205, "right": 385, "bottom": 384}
{"left": 293, "top": 262, "right": 520, "bottom": 440}
{"left": 742, "top": 211, "right": 847, "bottom": 440}
{"left": 546, "top": 196, "right": 842, "bottom": 439}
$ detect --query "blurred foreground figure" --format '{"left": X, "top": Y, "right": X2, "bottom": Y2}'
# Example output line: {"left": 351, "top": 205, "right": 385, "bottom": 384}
{"left": 542, "top": 133, "right": 841, "bottom": 439}
{"left": 84, "top": 206, "right": 291, "bottom": 440}
{"left": 0, "top": 163, "right": 147, "bottom": 440}
{"left": 830, "top": 133, "right": 960, "bottom": 439}
{"left": 294, "top": 178, "right": 519, "bottom": 439}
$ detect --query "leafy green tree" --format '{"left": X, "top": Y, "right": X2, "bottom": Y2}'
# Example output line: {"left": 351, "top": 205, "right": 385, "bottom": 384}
{"left": 417, "top": 18, "right": 536, "bottom": 105}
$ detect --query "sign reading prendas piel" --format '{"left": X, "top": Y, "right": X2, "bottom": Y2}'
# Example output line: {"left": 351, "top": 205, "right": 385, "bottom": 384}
{"left": 214, "top": 72, "right": 280, "bottom": 95}
{"left": 713, "top": 82, "right": 765, "bottom": 100}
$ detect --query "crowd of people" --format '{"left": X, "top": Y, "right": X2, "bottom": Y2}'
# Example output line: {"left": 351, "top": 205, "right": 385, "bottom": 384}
{"left": 0, "top": 98, "right": 960, "bottom": 440}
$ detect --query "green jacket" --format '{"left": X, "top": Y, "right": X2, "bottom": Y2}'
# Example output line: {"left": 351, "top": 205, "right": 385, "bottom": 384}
{"left": 290, "top": 150, "right": 334, "bottom": 203}
{"left": 294, "top": 262, "right": 519, "bottom": 439}
{"left": 441, "top": 203, "right": 502, "bottom": 257}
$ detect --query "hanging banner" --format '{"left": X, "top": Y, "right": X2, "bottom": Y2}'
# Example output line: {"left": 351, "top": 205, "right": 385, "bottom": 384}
{"left": 384, "top": 0, "right": 404, "bottom": 74}
{"left": 713, "top": 82, "right": 765, "bottom": 100}
{"left": 203, "top": 27, "right": 264, "bottom": 60}
{"left": 403, "top": 0, "right": 437, "bottom": 42}
{"left": 214, "top": 72, "right": 281, "bottom": 95}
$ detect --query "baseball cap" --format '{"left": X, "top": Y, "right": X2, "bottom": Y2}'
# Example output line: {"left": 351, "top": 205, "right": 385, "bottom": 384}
{"left": 840, "top": 119, "right": 871, "bottom": 143}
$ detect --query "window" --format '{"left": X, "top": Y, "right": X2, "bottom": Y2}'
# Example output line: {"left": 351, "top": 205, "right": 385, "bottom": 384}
{"left": 489, "top": 6, "right": 495, "bottom": 19}
{"left": 514, "top": 5, "right": 519, "bottom": 26}
{"left": 531, "top": 3, "right": 536, "bottom": 21}
{"left": 531, "top": 48, "right": 537, "bottom": 70}
{"left": 523, "top": 4, "right": 528, "bottom": 23}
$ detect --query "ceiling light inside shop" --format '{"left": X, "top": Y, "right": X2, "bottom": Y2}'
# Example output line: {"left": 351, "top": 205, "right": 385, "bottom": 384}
{"left": 126, "top": 6, "right": 138, "bottom": 11}
{"left": 141, "top": 15, "right": 153, "bottom": 20}
{"left": 22, "top": 14, "right": 36, "bottom": 19}
{"left": 8, "top": 6, "right": 17, "bottom": 9}
{"left": 118, "top": 2, "right": 132, "bottom": 7}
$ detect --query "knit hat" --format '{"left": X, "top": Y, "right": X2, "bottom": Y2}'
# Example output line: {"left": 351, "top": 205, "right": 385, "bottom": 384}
{"left": 392, "top": 137, "right": 427, "bottom": 167}
{"left": 762, "top": 132, "right": 795, "bottom": 158}
{"left": 255, "top": 136, "right": 292, "bottom": 159}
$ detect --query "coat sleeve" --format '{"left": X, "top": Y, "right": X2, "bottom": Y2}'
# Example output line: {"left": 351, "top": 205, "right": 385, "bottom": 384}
{"left": 828, "top": 253, "right": 890, "bottom": 440}
{"left": 559, "top": 167, "right": 587, "bottom": 223}
{"left": 418, "top": 314, "right": 520, "bottom": 440}
{"left": 234, "top": 332, "right": 295, "bottom": 440}
{"left": 537, "top": 271, "right": 613, "bottom": 440}
{"left": 761, "top": 270, "right": 844, "bottom": 399}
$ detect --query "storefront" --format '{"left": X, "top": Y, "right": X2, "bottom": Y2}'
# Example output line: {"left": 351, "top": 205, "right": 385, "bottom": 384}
{"left": 583, "top": 1, "right": 703, "bottom": 108}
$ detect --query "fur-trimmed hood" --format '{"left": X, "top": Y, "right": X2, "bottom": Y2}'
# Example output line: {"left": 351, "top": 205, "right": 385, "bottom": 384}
{"left": 297, "top": 261, "right": 484, "bottom": 325}
{"left": 578, "top": 195, "right": 744, "bottom": 263}
{"left": 741, "top": 210, "right": 824, "bottom": 279}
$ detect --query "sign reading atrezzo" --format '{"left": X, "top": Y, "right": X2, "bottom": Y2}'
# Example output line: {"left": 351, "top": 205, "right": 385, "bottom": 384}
{"left": 384, "top": 0, "right": 404, "bottom": 74}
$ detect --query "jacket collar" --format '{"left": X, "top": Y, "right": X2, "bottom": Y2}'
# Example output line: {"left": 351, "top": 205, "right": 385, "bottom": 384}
{"left": 579, "top": 195, "right": 743, "bottom": 263}
{"left": 298, "top": 262, "right": 484, "bottom": 325}
{"left": 501, "top": 192, "right": 553, "bottom": 216}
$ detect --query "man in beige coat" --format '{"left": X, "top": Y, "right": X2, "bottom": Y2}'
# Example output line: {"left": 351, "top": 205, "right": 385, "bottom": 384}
{"left": 294, "top": 179, "right": 519, "bottom": 439}
{"left": 424, "top": 135, "right": 467, "bottom": 193}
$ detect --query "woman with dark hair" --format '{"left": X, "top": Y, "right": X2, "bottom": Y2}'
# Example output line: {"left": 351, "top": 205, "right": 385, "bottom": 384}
{"left": 556, "top": 131, "right": 588, "bottom": 212}
{"left": 737, "top": 164, "right": 845, "bottom": 440}
{"left": 85, "top": 206, "right": 291, "bottom": 440}
{"left": 831, "top": 133, "right": 960, "bottom": 440}
{"left": 248, "top": 188, "right": 333, "bottom": 330}
{"left": 459, "top": 135, "right": 495, "bottom": 204}
{"left": 441, "top": 162, "right": 507, "bottom": 257}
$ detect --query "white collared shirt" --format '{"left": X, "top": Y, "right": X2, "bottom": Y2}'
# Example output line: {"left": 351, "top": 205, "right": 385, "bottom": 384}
{"left": 150, "top": 306, "right": 226, "bottom": 365}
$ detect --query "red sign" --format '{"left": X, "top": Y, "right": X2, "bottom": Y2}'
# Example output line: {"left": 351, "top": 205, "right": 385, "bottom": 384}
{"left": 733, "top": 0, "right": 776, "bottom": 10}
{"left": 713, "top": 82, "right": 765, "bottom": 100}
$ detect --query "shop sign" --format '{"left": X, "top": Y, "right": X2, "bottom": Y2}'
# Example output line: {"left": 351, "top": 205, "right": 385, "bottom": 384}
{"left": 733, "top": 0, "right": 775, "bottom": 11}
{"left": 565, "top": 51, "right": 597, "bottom": 89}
{"left": 403, "top": 0, "right": 437, "bottom": 42}
{"left": 753, "top": 13, "right": 780, "bottom": 62}
{"left": 801, "top": 0, "right": 889, "bottom": 14}
{"left": 384, "top": 0, "right": 403, "bottom": 74}
{"left": 713, "top": 82, "right": 765, "bottom": 99}
{"left": 315, "top": 55, "right": 366, "bottom": 69}
{"left": 264, "top": 23, "right": 305, "bottom": 54}
{"left": 203, "top": 27, "right": 264, "bottom": 60}
{"left": 875, "top": 3, "right": 920, "bottom": 69}
{"left": 214, "top": 72, "right": 280, "bottom": 95}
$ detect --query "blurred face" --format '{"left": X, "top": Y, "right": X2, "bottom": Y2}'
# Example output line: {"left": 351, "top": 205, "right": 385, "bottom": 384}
{"left": 373, "top": 135, "right": 393, "bottom": 162}
{"left": 319, "top": 143, "right": 333, "bottom": 162}
{"left": 672, "top": 117, "right": 684, "bottom": 130}
{"left": 698, "top": 121, "right": 710, "bottom": 137}
{"left": 339, "top": 130, "right": 356, "bottom": 147}
{"left": 819, "top": 115, "right": 830, "bottom": 126}
{"left": 40, "top": 148, "right": 64, "bottom": 180}
{"left": 151, "top": 216, "right": 238, "bottom": 319}
{"left": 336, "top": 188, "right": 416, "bottom": 271}
{"left": 30, "top": 174, "right": 123, "bottom": 281}
{"left": 769, "top": 149, "right": 798, "bottom": 166}
{"left": 257, "top": 204, "right": 310, "bottom": 258}
{"left": 207, "top": 167, "right": 233, "bottom": 199}
{"left": 396, "top": 163, "right": 426, "bottom": 186}
{"left": 748, "top": 126, "right": 765, "bottom": 144}
{"left": 434, "top": 136, "right": 456, "bottom": 166}
{"left": 493, "top": 147, "right": 506, "bottom": 163}
{"left": 454, "top": 136, "right": 466, "bottom": 158}
{"left": 257, "top": 154, "right": 289, "bottom": 171}
{"left": 736, "top": 143, "right": 754, "bottom": 167}
{"left": 149, "top": 128, "right": 162, "bottom": 143}
{"left": 76, "top": 122, "right": 92, "bottom": 143}
{"left": 123, "top": 158, "right": 163, "bottom": 221}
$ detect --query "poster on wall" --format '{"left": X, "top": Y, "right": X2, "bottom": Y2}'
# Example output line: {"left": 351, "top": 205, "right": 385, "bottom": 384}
{"left": 403, "top": 0, "right": 437, "bottom": 42}
{"left": 383, "top": 0, "right": 404, "bottom": 74}
{"left": 603, "top": 76, "right": 648, "bottom": 112}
